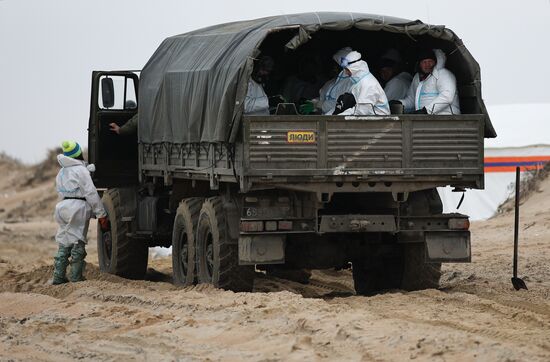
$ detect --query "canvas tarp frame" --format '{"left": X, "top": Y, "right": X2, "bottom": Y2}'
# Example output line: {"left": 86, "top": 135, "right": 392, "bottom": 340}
{"left": 138, "top": 12, "right": 496, "bottom": 145}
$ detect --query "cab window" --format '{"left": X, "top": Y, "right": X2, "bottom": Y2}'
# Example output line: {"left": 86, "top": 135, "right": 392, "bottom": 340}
{"left": 99, "top": 75, "right": 137, "bottom": 110}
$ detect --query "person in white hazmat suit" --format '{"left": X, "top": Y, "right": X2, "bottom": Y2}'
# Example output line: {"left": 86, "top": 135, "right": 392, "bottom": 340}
{"left": 378, "top": 48, "right": 412, "bottom": 101}
{"left": 398, "top": 48, "right": 460, "bottom": 115}
{"left": 332, "top": 51, "right": 390, "bottom": 116}
{"left": 317, "top": 47, "right": 353, "bottom": 115}
{"left": 244, "top": 56, "right": 274, "bottom": 115}
{"left": 52, "top": 141, "right": 109, "bottom": 284}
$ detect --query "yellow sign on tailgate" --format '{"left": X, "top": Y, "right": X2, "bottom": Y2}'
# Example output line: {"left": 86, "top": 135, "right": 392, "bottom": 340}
{"left": 287, "top": 131, "right": 316, "bottom": 143}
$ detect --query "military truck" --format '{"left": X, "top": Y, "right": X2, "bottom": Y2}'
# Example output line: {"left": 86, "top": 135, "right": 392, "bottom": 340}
{"left": 88, "top": 13, "right": 496, "bottom": 294}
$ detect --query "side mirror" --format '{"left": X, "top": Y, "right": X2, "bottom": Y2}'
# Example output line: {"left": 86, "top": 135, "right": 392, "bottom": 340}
{"left": 101, "top": 77, "right": 115, "bottom": 108}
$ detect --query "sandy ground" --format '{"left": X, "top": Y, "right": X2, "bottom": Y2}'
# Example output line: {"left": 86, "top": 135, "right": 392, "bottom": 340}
{"left": 0, "top": 154, "right": 549, "bottom": 361}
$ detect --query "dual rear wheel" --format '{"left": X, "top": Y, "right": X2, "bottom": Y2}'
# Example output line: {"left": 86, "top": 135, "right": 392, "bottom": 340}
{"left": 172, "top": 196, "right": 254, "bottom": 292}
{"left": 171, "top": 198, "right": 203, "bottom": 286}
{"left": 352, "top": 243, "right": 441, "bottom": 295}
{"left": 352, "top": 188, "right": 443, "bottom": 295}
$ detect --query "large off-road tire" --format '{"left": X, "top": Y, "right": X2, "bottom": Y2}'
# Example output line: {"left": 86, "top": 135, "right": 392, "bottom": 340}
{"left": 352, "top": 188, "right": 443, "bottom": 295}
{"left": 400, "top": 243, "right": 441, "bottom": 291}
{"left": 352, "top": 243, "right": 440, "bottom": 295}
{"left": 172, "top": 197, "right": 203, "bottom": 286}
{"left": 399, "top": 188, "right": 442, "bottom": 291}
{"left": 195, "top": 197, "right": 254, "bottom": 292}
{"left": 97, "top": 189, "right": 148, "bottom": 279}
{"left": 352, "top": 250, "right": 403, "bottom": 295}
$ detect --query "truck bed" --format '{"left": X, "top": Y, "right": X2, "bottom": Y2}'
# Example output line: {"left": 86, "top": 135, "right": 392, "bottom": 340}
{"left": 140, "top": 114, "right": 485, "bottom": 193}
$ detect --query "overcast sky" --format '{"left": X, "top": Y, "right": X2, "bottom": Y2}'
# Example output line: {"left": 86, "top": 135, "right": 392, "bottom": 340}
{"left": 1, "top": 0, "right": 549, "bottom": 163}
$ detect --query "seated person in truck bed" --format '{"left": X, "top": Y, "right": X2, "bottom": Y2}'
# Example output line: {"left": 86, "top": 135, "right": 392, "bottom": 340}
{"left": 333, "top": 51, "right": 390, "bottom": 115}
{"left": 378, "top": 48, "right": 412, "bottom": 101}
{"left": 244, "top": 56, "right": 274, "bottom": 115}
{"left": 281, "top": 55, "right": 325, "bottom": 111}
{"left": 398, "top": 48, "right": 461, "bottom": 115}
{"left": 317, "top": 47, "right": 353, "bottom": 115}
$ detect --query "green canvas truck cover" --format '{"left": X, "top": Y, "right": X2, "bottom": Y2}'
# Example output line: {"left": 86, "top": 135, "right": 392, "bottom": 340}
{"left": 138, "top": 12, "right": 496, "bottom": 145}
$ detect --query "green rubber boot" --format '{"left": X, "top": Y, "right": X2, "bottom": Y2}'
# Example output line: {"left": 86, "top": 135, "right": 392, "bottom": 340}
{"left": 53, "top": 245, "right": 72, "bottom": 285}
{"left": 69, "top": 241, "right": 87, "bottom": 282}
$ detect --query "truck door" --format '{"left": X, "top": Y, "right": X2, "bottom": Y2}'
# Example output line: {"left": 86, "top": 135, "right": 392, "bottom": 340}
{"left": 88, "top": 71, "right": 139, "bottom": 188}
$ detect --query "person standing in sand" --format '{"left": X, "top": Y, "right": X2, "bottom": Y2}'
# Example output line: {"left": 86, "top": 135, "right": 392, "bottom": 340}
{"left": 52, "top": 141, "right": 109, "bottom": 284}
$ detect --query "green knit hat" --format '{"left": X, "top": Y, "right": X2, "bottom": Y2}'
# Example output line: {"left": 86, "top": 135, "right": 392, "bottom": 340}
{"left": 61, "top": 140, "right": 82, "bottom": 158}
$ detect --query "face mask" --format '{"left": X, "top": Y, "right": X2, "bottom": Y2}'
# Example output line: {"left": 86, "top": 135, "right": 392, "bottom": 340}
{"left": 340, "top": 57, "right": 361, "bottom": 68}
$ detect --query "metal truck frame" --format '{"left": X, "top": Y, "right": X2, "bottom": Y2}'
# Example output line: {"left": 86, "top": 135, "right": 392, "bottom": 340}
{"left": 88, "top": 13, "right": 494, "bottom": 294}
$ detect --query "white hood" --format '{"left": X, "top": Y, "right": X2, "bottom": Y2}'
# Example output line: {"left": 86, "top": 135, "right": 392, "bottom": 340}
{"left": 57, "top": 154, "right": 96, "bottom": 173}
{"left": 57, "top": 154, "right": 84, "bottom": 168}
{"left": 342, "top": 51, "right": 370, "bottom": 80}
{"left": 348, "top": 60, "right": 370, "bottom": 78}
{"left": 342, "top": 51, "right": 369, "bottom": 77}
{"left": 332, "top": 47, "right": 352, "bottom": 65}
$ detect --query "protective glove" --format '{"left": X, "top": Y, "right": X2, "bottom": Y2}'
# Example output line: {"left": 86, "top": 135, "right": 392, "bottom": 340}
{"left": 332, "top": 93, "right": 357, "bottom": 115}
{"left": 299, "top": 100, "right": 315, "bottom": 115}
{"left": 98, "top": 217, "right": 111, "bottom": 232}
{"left": 412, "top": 107, "right": 428, "bottom": 114}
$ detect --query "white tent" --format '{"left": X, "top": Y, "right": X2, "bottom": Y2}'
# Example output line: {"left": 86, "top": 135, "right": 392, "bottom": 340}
{"left": 439, "top": 103, "right": 550, "bottom": 220}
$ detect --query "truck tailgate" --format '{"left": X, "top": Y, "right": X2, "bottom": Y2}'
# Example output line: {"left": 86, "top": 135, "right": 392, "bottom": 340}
{"left": 243, "top": 114, "right": 484, "bottom": 188}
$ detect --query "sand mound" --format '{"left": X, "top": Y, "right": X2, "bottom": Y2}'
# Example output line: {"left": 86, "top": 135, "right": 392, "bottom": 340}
{"left": 22, "top": 148, "right": 61, "bottom": 187}
{"left": 0, "top": 151, "right": 24, "bottom": 168}
{"left": 497, "top": 163, "right": 550, "bottom": 215}
{"left": 0, "top": 148, "right": 60, "bottom": 221}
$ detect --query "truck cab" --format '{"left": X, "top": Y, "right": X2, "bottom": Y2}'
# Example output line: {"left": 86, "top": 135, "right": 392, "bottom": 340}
{"left": 88, "top": 71, "right": 139, "bottom": 187}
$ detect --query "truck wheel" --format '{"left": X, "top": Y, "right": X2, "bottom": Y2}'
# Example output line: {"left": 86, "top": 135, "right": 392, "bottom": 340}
{"left": 352, "top": 256, "right": 403, "bottom": 295}
{"left": 196, "top": 197, "right": 254, "bottom": 292}
{"left": 97, "top": 189, "right": 148, "bottom": 279}
{"left": 172, "top": 198, "right": 202, "bottom": 286}
{"left": 400, "top": 243, "right": 441, "bottom": 291}
{"left": 399, "top": 189, "right": 442, "bottom": 291}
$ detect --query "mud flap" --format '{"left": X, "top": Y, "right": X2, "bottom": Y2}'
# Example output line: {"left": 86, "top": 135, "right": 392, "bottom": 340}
{"left": 238, "top": 235, "right": 285, "bottom": 265}
{"left": 425, "top": 231, "right": 471, "bottom": 263}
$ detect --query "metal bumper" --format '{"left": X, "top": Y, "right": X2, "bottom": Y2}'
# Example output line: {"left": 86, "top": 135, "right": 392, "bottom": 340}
{"left": 318, "top": 214, "right": 469, "bottom": 234}
{"left": 319, "top": 215, "right": 397, "bottom": 232}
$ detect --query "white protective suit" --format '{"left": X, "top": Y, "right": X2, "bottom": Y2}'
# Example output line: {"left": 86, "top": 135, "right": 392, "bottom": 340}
{"left": 339, "top": 51, "right": 390, "bottom": 116}
{"left": 384, "top": 71, "right": 412, "bottom": 101}
{"left": 401, "top": 49, "right": 461, "bottom": 115}
{"left": 244, "top": 79, "right": 269, "bottom": 115}
{"left": 54, "top": 155, "right": 106, "bottom": 247}
{"left": 318, "top": 47, "right": 353, "bottom": 115}
{"left": 318, "top": 72, "right": 352, "bottom": 114}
